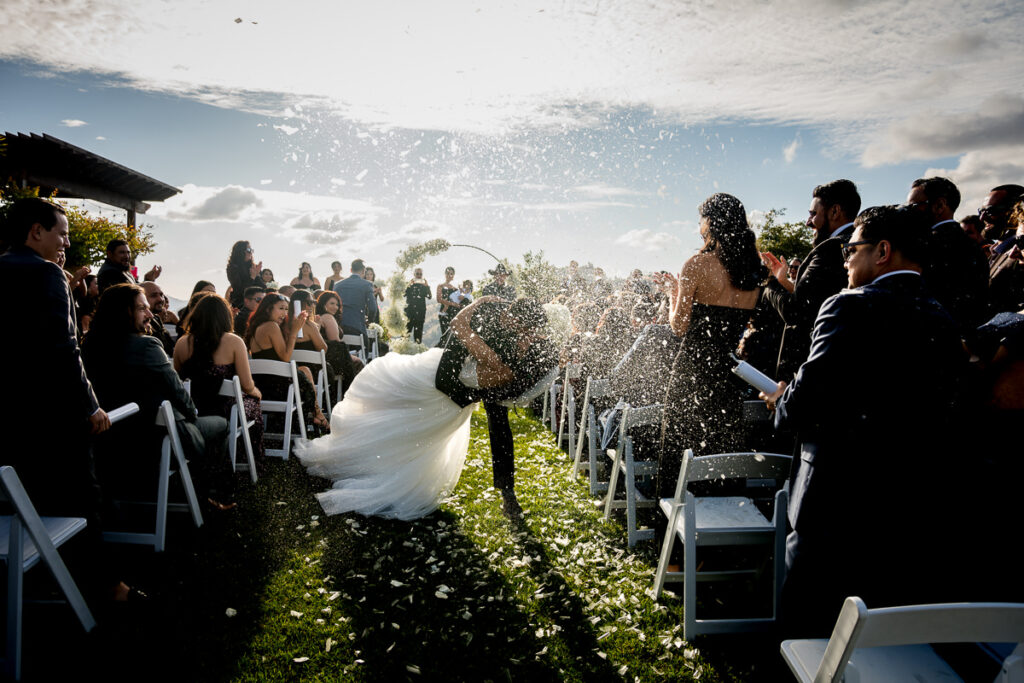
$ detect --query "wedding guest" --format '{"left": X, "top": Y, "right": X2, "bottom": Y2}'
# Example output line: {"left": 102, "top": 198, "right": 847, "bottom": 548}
{"left": 560, "top": 260, "right": 588, "bottom": 301}
{"left": 323, "top": 260, "right": 344, "bottom": 291}
{"left": 450, "top": 279, "right": 474, "bottom": 310}
{"left": 787, "top": 258, "right": 801, "bottom": 281}
{"left": 176, "top": 281, "right": 217, "bottom": 335}
{"left": 76, "top": 273, "right": 100, "bottom": 333}
{"left": 592, "top": 267, "right": 613, "bottom": 299}
{"left": 234, "top": 286, "right": 265, "bottom": 336}
{"left": 96, "top": 238, "right": 161, "bottom": 293}
{"left": 979, "top": 184, "right": 1024, "bottom": 250}
{"left": 260, "top": 267, "right": 278, "bottom": 289}
{"left": 761, "top": 179, "right": 860, "bottom": 380}
{"left": 278, "top": 284, "right": 296, "bottom": 298}
{"left": 961, "top": 215, "right": 985, "bottom": 248}
{"left": 580, "top": 307, "right": 634, "bottom": 381}
{"left": 83, "top": 283, "right": 234, "bottom": 511}
{"left": 291, "top": 261, "right": 320, "bottom": 289}
{"left": 988, "top": 199, "right": 1024, "bottom": 315}
{"left": 363, "top": 266, "right": 385, "bottom": 303}
{"left": 623, "top": 269, "right": 652, "bottom": 296}
{"left": 404, "top": 267, "right": 432, "bottom": 343}
{"left": 315, "top": 289, "right": 361, "bottom": 394}
{"left": 226, "top": 240, "right": 263, "bottom": 309}
{"left": 290, "top": 288, "right": 334, "bottom": 386}
{"left": 0, "top": 198, "right": 136, "bottom": 604}
{"left": 762, "top": 205, "right": 966, "bottom": 636}
{"left": 245, "top": 292, "right": 329, "bottom": 431}
{"left": 334, "top": 259, "right": 379, "bottom": 346}
{"left": 141, "top": 281, "right": 176, "bottom": 356}
{"left": 561, "top": 302, "right": 602, "bottom": 366}
{"left": 173, "top": 293, "right": 264, "bottom": 460}
{"left": 437, "top": 266, "right": 459, "bottom": 342}
{"left": 483, "top": 263, "right": 516, "bottom": 300}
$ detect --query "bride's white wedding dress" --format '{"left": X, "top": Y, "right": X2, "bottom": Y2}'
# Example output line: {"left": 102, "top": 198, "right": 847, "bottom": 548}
{"left": 295, "top": 348, "right": 475, "bottom": 520}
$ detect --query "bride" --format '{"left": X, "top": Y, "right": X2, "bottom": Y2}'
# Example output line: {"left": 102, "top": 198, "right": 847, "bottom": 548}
{"left": 296, "top": 295, "right": 558, "bottom": 520}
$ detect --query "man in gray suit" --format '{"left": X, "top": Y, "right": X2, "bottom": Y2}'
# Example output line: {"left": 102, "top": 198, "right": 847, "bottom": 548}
{"left": 333, "top": 258, "right": 387, "bottom": 355}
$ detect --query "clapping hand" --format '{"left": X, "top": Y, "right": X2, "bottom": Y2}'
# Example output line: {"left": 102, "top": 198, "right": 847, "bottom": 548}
{"left": 250, "top": 260, "right": 263, "bottom": 279}
{"left": 144, "top": 264, "right": 162, "bottom": 281}
{"left": 760, "top": 252, "right": 790, "bottom": 283}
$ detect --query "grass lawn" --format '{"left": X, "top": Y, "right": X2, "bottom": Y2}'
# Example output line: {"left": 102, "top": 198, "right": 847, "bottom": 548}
{"left": 18, "top": 407, "right": 788, "bottom": 681}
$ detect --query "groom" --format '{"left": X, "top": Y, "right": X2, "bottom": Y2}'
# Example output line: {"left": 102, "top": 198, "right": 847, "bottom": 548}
{"left": 435, "top": 293, "right": 550, "bottom": 520}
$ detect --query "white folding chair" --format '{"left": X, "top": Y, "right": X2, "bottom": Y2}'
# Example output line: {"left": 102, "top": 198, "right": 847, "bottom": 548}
{"left": 249, "top": 358, "right": 306, "bottom": 459}
{"left": 0, "top": 466, "right": 96, "bottom": 681}
{"left": 366, "top": 327, "right": 380, "bottom": 361}
{"left": 603, "top": 403, "right": 663, "bottom": 546}
{"left": 548, "top": 379, "right": 560, "bottom": 433}
{"left": 342, "top": 333, "right": 367, "bottom": 365}
{"left": 572, "top": 377, "right": 613, "bottom": 495}
{"left": 102, "top": 400, "right": 205, "bottom": 552}
{"left": 652, "top": 449, "right": 791, "bottom": 639}
{"left": 291, "top": 348, "right": 330, "bottom": 416}
{"left": 781, "top": 596, "right": 1024, "bottom": 683}
{"left": 219, "top": 376, "right": 257, "bottom": 483}
{"left": 556, "top": 363, "right": 582, "bottom": 456}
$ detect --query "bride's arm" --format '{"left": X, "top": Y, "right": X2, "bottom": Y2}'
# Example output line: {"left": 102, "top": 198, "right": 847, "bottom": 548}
{"left": 451, "top": 296, "right": 514, "bottom": 386}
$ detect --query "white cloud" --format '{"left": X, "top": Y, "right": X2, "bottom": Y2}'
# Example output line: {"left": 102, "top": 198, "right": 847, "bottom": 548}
{"left": 95, "top": 136, "right": 106, "bottom": 140}
{"left": 60, "top": 119, "right": 87, "bottom": 127}
{"left": 1, "top": 0, "right": 1018, "bottom": 154}
{"left": 163, "top": 185, "right": 263, "bottom": 221}
{"left": 921, "top": 146, "right": 1024, "bottom": 220}
{"left": 614, "top": 228, "right": 680, "bottom": 252}
{"left": 571, "top": 183, "right": 647, "bottom": 199}
{"left": 783, "top": 135, "right": 801, "bottom": 163}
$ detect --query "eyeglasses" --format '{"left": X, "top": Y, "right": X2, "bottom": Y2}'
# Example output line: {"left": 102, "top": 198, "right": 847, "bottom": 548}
{"left": 905, "top": 200, "right": 929, "bottom": 211}
{"left": 978, "top": 204, "right": 1010, "bottom": 218}
{"left": 245, "top": 247, "right": 254, "bottom": 254}
{"left": 841, "top": 240, "right": 878, "bottom": 261}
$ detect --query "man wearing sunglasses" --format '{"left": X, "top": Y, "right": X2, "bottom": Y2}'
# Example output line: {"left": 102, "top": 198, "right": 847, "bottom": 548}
{"left": 761, "top": 179, "right": 860, "bottom": 382}
{"left": 979, "top": 184, "right": 1024, "bottom": 255}
{"left": 761, "top": 205, "right": 966, "bottom": 637}
{"left": 905, "top": 177, "right": 989, "bottom": 333}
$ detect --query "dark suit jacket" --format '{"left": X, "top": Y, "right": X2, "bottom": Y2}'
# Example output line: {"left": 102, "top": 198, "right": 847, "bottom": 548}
{"left": 0, "top": 246, "right": 99, "bottom": 429}
{"left": 924, "top": 219, "right": 989, "bottom": 332}
{"left": 334, "top": 274, "right": 378, "bottom": 334}
{"left": 762, "top": 225, "right": 854, "bottom": 380}
{"left": 988, "top": 243, "right": 1024, "bottom": 315}
{"left": 96, "top": 258, "right": 137, "bottom": 294}
{"left": 775, "top": 274, "right": 963, "bottom": 593}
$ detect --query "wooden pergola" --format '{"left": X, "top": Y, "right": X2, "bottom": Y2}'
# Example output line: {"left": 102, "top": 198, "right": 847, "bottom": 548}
{"left": 1, "top": 132, "right": 180, "bottom": 228}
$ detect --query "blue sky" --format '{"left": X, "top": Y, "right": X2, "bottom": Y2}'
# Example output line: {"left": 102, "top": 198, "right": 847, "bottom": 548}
{"left": 2, "top": 0, "right": 1021, "bottom": 298}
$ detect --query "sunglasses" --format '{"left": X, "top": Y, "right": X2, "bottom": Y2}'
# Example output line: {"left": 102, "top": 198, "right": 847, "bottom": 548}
{"left": 841, "top": 240, "right": 878, "bottom": 262}
{"left": 978, "top": 204, "right": 1010, "bottom": 218}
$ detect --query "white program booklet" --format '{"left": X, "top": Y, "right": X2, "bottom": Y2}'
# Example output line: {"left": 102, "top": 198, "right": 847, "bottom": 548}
{"left": 730, "top": 355, "right": 779, "bottom": 396}
{"left": 107, "top": 402, "right": 140, "bottom": 425}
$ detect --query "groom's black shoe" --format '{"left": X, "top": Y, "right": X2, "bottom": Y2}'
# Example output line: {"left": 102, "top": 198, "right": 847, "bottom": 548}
{"left": 500, "top": 488, "right": 523, "bottom": 520}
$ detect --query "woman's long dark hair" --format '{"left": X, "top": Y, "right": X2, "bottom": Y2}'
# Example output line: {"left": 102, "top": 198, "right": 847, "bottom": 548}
{"left": 178, "top": 290, "right": 214, "bottom": 325}
{"left": 698, "top": 193, "right": 766, "bottom": 290}
{"left": 244, "top": 293, "right": 289, "bottom": 348}
{"left": 183, "top": 294, "right": 233, "bottom": 365}
{"left": 88, "top": 283, "right": 145, "bottom": 343}
{"left": 297, "top": 261, "right": 314, "bottom": 281}
{"left": 315, "top": 290, "right": 341, "bottom": 318}
{"left": 289, "top": 289, "right": 313, "bottom": 329}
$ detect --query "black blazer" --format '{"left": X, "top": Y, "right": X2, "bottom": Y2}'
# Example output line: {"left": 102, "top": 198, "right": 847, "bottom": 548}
{"left": 762, "top": 225, "right": 854, "bottom": 380}
{"left": 775, "top": 273, "right": 963, "bottom": 546}
{"left": 924, "top": 220, "right": 989, "bottom": 332}
{"left": 96, "top": 258, "right": 137, "bottom": 294}
{"left": 0, "top": 246, "right": 99, "bottom": 429}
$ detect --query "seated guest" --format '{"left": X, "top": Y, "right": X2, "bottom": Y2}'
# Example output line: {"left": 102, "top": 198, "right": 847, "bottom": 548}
{"left": 245, "top": 292, "right": 329, "bottom": 431}
{"left": 315, "top": 290, "right": 362, "bottom": 395}
{"left": 176, "top": 280, "right": 216, "bottom": 326}
{"left": 142, "top": 281, "right": 176, "bottom": 356}
{"left": 762, "top": 205, "right": 968, "bottom": 636}
{"left": 989, "top": 199, "right": 1024, "bottom": 315}
{"left": 290, "top": 289, "right": 336, "bottom": 398}
{"left": 82, "top": 283, "right": 235, "bottom": 510}
{"left": 173, "top": 294, "right": 264, "bottom": 460}
{"left": 234, "top": 286, "right": 265, "bottom": 335}
{"left": 176, "top": 289, "right": 213, "bottom": 338}
{"left": 561, "top": 302, "right": 602, "bottom": 366}
{"left": 278, "top": 284, "right": 296, "bottom": 298}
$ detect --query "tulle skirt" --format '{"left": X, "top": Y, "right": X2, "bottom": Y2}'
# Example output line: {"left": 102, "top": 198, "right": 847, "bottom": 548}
{"left": 295, "top": 348, "right": 475, "bottom": 520}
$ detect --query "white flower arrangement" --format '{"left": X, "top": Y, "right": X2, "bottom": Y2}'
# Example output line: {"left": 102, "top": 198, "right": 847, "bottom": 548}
{"left": 390, "top": 337, "right": 429, "bottom": 355}
{"left": 367, "top": 322, "right": 387, "bottom": 342}
{"left": 542, "top": 302, "right": 572, "bottom": 349}
{"left": 383, "top": 239, "right": 454, "bottom": 338}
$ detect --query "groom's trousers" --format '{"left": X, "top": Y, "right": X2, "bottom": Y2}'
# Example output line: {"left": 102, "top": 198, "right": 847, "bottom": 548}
{"left": 483, "top": 401, "right": 514, "bottom": 490}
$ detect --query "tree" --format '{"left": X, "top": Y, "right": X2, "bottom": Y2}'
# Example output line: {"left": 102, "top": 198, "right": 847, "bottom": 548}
{"left": 0, "top": 182, "right": 156, "bottom": 269}
{"left": 476, "top": 251, "right": 562, "bottom": 302}
{"left": 754, "top": 208, "right": 814, "bottom": 261}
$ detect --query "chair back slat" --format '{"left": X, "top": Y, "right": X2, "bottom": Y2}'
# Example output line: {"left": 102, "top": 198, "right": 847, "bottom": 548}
{"left": 682, "top": 452, "right": 791, "bottom": 483}
{"left": 621, "top": 403, "right": 663, "bottom": 432}
{"left": 249, "top": 358, "right": 295, "bottom": 378}
{"left": 856, "top": 601, "right": 1024, "bottom": 649}
{"left": 565, "top": 362, "right": 582, "bottom": 380}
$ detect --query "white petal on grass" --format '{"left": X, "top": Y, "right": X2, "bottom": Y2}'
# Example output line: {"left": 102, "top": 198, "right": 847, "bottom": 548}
{"left": 293, "top": 657, "right": 309, "bottom": 663}
{"left": 225, "top": 607, "right": 237, "bottom": 617}
{"left": 290, "top": 610, "right": 304, "bottom": 618}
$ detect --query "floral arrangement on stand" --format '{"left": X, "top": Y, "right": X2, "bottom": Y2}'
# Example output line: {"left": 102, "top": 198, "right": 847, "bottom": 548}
{"left": 381, "top": 239, "right": 452, "bottom": 354}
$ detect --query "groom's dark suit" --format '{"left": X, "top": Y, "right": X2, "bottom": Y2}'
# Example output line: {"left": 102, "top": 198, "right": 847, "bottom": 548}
{"left": 774, "top": 272, "right": 965, "bottom": 636}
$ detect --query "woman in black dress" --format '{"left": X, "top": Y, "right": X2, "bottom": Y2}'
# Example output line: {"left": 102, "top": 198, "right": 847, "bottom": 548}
{"left": 436, "top": 266, "right": 459, "bottom": 342}
{"left": 657, "top": 193, "right": 766, "bottom": 496}
{"left": 226, "top": 241, "right": 264, "bottom": 310}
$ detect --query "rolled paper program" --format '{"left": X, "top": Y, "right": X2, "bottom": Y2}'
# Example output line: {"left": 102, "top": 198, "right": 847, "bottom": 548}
{"left": 730, "top": 355, "right": 779, "bottom": 396}
{"left": 107, "top": 402, "right": 140, "bottom": 425}
{"left": 293, "top": 300, "right": 304, "bottom": 339}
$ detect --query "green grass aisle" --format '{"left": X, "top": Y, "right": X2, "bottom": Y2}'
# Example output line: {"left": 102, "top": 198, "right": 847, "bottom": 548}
{"left": 226, "top": 407, "right": 743, "bottom": 682}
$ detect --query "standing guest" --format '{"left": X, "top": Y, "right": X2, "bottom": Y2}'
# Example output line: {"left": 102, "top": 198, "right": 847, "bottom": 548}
{"left": 96, "top": 238, "right": 161, "bottom": 293}
{"left": 334, "top": 258, "right": 379, "bottom": 344}
{"left": 0, "top": 198, "right": 145, "bottom": 604}
{"left": 246, "top": 293, "right": 329, "bottom": 431}
{"left": 323, "top": 261, "right": 344, "bottom": 291}
{"left": 762, "top": 205, "right": 965, "bottom": 637}
{"left": 83, "top": 284, "right": 234, "bottom": 510}
{"left": 483, "top": 263, "right": 516, "bottom": 300}
{"left": 592, "top": 267, "right": 613, "bottom": 299}
{"left": 141, "top": 281, "right": 176, "bottom": 356}
{"left": 436, "top": 266, "right": 459, "bottom": 342}
{"left": 173, "top": 294, "right": 263, "bottom": 460}
{"left": 658, "top": 193, "right": 765, "bottom": 496}
{"left": 404, "top": 267, "right": 432, "bottom": 343}
{"left": 315, "top": 290, "right": 362, "bottom": 395}
{"left": 561, "top": 260, "right": 588, "bottom": 301}
{"left": 979, "top": 184, "right": 1024, "bottom": 253}
{"left": 226, "top": 240, "right": 264, "bottom": 310}
{"left": 562, "top": 302, "right": 602, "bottom": 366}
{"left": 234, "top": 286, "right": 265, "bottom": 336}
{"left": 76, "top": 273, "right": 100, "bottom": 334}
{"left": 787, "top": 258, "right": 802, "bottom": 281}
{"left": 988, "top": 199, "right": 1024, "bottom": 315}
{"left": 291, "top": 261, "right": 320, "bottom": 289}
{"left": 364, "top": 266, "right": 385, "bottom": 303}
{"left": 906, "top": 177, "right": 989, "bottom": 333}
{"left": 761, "top": 179, "right": 860, "bottom": 380}
{"left": 961, "top": 215, "right": 986, "bottom": 248}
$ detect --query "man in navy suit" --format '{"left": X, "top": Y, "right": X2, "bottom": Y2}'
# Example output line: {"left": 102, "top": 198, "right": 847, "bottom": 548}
{"left": 762, "top": 205, "right": 966, "bottom": 637}
{"left": 333, "top": 258, "right": 384, "bottom": 354}
{"left": 761, "top": 179, "right": 861, "bottom": 381}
